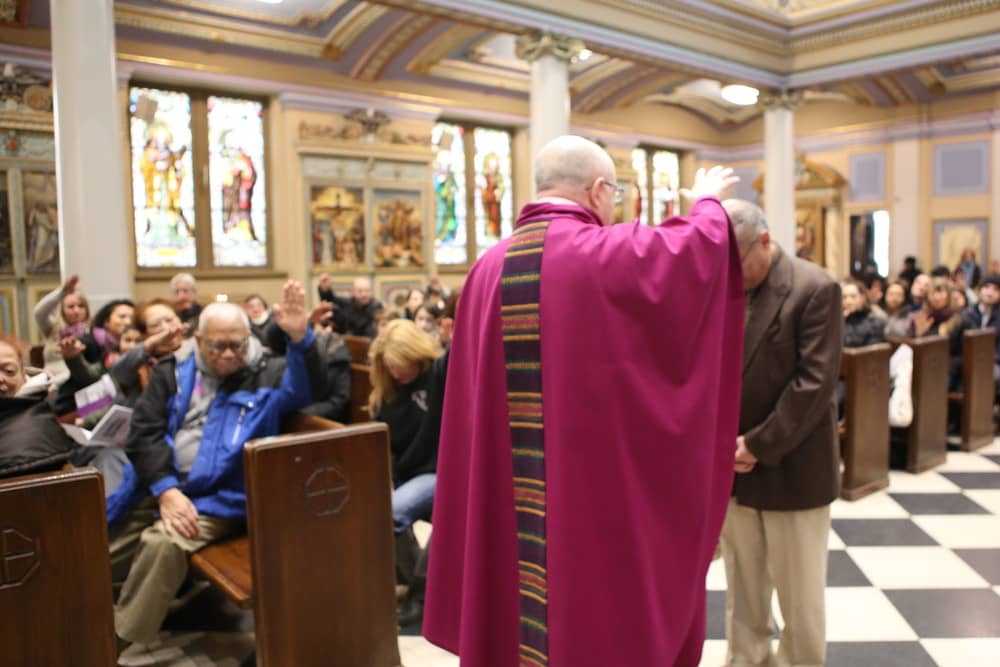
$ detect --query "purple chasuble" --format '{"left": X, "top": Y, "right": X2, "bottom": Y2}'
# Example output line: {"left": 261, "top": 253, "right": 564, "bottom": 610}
{"left": 424, "top": 198, "right": 744, "bottom": 667}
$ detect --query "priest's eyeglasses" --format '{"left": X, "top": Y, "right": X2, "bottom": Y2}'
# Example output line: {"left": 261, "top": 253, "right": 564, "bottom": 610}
{"left": 586, "top": 179, "right": 625, "bottom": 205}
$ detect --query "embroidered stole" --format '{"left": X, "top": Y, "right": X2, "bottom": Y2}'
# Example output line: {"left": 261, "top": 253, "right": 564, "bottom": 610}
{"left": 500, "top": 218, "right": 551, "bottom": 667}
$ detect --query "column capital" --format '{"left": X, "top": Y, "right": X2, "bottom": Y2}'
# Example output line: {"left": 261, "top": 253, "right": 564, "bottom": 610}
{"left": 515, "top": 31, "right": 585, "bottom": 64}
{"left": 758, "top": 88, "right": 803, "bottom": 112}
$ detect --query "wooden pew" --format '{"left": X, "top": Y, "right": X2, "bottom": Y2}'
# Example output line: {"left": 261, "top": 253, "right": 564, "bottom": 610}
{"left": 840, "top": 343, "right": 891, "bottom": 500}
{"left": 0, "top": 468, "right": 116, "bottom": 666}
{"left": 351, "top": 362, "right": 373, "bottom": 423}
{"left": 191, "top": 419, "right": 400, "bottom": 667}
{"left": 29, "top": 344, "right": 44, "bottom": 369}
{"left": 888, "top": 335, "right": 950, "bottom": 473}
{"left": 948, "top": 329, "right": 996, "bottom": 452}
{"left": 344, "top": 334, "right": 372, "bottom": 365}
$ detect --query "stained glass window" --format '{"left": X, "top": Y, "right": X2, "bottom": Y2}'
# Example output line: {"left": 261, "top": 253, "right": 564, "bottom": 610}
{"left": 472, "top": 127, "right": 513, "bottom": 258}
{"left": 651, "top": 150, "right": 680, "bottom": 222}
{"left": 633, "top": 147, "right": 680, "bottom": 225}
{"left": 208, "top": 96, "right": 267, "bottom": 267}
{"left": 129, "top": 87, "right": 196, "bottom": 268}
{"left": 631, "top": 148, "right": 649, "bottom": 225}
{"left": 432, "top": 122, "right": 467, "bottom": 266}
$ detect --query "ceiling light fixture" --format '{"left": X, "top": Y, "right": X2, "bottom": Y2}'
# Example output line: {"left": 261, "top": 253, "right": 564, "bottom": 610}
{"left": 720, "top": 84, "right": 759, "bottom": 106}
{"left": 577, "top": 48, "right": 593, "bottom": 62}
{"left": 256, "top": 0, "right": 284, "bottom": 5}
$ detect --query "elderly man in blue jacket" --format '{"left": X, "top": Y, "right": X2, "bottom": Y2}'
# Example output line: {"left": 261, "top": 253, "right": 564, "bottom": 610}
{"left": 113, "top": 280, "right": 325, "bottom": 650}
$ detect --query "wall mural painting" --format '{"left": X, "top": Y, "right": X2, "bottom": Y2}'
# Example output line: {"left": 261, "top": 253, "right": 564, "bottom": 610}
{"left": 373, "top": 190, "right": 424, "bottom": 269}
{"left": 432, "top": 122, "right": 468, "bottom": 266}
{"left": 472, "top": 128, "right": 512, "bottom": 258}
{"left": 22, "top": 171, "right": 59, "bottom": 274}
{"left": 0, "top": 171, "right": 12, "bottom": 274}
{"left": 310, "top": 185, "right": 365, "bottom": 271}
{"left": 651, "top": 150, "right": 679, "bottom": 222}
{"left": 0, "top": 287, "right": 13, "bottom": 335}
{"left": 129, "top": 86, "right": 197, "bottom": 268}
{"left": 208, "top": 96, "right": 267, "bottom": 267}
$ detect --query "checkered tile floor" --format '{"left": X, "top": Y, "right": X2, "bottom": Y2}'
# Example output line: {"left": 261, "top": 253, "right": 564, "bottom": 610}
{"left": 121, "top": 440, "right": 1000, "bottom": 666}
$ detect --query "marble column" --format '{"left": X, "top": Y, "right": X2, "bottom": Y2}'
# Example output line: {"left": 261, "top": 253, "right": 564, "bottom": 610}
{"left": 516, "top": 31, "right": 583, "bottom": 196}
{"left": 759, "top": 89, "right": 802, "bottom": 253}
{"left": 991, "top": 116, "right": 1000, "bottom": 268}
{"left": 891, "top": 137, "right": 921, "bottom": 275}
{"left": 50, "top": 0, "right": 131, "bottom": 306}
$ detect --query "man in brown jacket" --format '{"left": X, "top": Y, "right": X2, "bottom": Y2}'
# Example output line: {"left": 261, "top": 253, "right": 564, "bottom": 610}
{"left": 721, "top": 200, "right": 843, "bottom": 667}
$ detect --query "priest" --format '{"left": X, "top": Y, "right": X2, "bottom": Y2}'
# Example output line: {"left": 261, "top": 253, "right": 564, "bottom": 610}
{"left": 423, "top": 135, "right": 744, "bottom": 667}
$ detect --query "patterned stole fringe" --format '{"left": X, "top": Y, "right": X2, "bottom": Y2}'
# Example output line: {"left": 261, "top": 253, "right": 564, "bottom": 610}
{"left": 501, "top": 219, "right": 551, "bottom": 667}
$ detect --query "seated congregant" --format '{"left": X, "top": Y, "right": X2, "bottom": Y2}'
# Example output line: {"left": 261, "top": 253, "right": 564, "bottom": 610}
{"left": 909, "top": 277, "right": 967, "bottom": 390}
{"left": 842, "top": 278, "right": 885, "bottom": 348}
{"left": 110, "top": 282, "right": 324, "bottom": 653}
{"left": 242, "top": 294, "right": 272, "bottom": 343}
{"left": 368, "top": 319, "right": 448, "bottom": 626}
{"left": 960, "top": 274, "right": 1000, "bottom": 388}
{"left": 883, "top": 280, "right": 911, "bottom": 338}
{"left": 0, "top": 335, "right": 77, "bottom": 480}
{"left": 170, "top": 272, "right": 202, "bottom": 330}
{"left": 317, "top": 274, "right": 383, "bottom": 338}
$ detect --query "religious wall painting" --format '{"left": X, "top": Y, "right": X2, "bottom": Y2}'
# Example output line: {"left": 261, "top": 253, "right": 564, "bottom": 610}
{"left": 432, "top": 122, "right": 468, "bottom": 266}
{"left": 0, "top": 286, "right": 14, "bottom": 334}
{"left": 373, "top": 189, "right": 424, "bottom": 270}
{"left": 0, "top": 1, "right": 30, "bottom": 27}
{"left": 309, "top": 185, "right": 365, "bottom": 271}
{"left": 472, "top": 127, "right": 512, "bottom": 258}
{"left": 934, "top": 220, "right": 988, "bottom": 272}
{"left": 651, "top": 150, "right": 679, "bottom": 222}
{"left": 0, "top": 170, "right": 12, "bottom": 274}
{"left": 129, "top": 86, "right": 197, "bottom": 268}
{"left": 21, "top": 171, "right": 58, "bottom": 274}
{"left": 208, "top": 96, "right": 267, "bottom": 267}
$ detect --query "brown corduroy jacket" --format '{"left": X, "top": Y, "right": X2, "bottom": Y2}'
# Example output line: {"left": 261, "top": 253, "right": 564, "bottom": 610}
{"left": 735, "top": 245, "right": 843, "bottom": 511}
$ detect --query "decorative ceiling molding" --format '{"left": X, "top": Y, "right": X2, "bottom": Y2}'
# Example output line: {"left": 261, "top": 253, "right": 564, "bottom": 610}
{"left": 147, "top": 0, "right": 349, "bottom": 28}
{"left": 427, "top": 58, "right": 530, "bottom": 93}
{"left": 574, "top": 64, "right": 654, "bottom": 113}
{"left": 407, "top": 25, "right": 483, "bottom": 74}
{"left": 324, "top": 3, "right": 390, "bottom": 60}
{"left": 352, "top": 14, "right": 437, "bottom": 80}
{"left": 114, "top": 4, "right": 325, "bottom": 58}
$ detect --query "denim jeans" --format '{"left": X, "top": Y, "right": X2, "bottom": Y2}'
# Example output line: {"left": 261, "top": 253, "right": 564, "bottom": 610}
{"left": 393, "top": 473, "right": 435, "bottom": 535}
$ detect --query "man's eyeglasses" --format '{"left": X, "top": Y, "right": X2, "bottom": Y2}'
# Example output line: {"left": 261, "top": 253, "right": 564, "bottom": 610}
{"left": 586, "top": 179, "right": 625, "bottom": 205}
{"left": 202, "top": 338, "right": 249, "bottom": 356}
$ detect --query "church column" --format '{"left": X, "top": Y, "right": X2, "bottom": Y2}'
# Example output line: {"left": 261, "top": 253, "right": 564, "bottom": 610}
{"left": 50, "top": 0, "right": 131, "bottom": 305}
{"left": 991, "top": 116, "right": 1000, "bottom": 267}
{"left": 516, "top": 31, "right": 583, "bottom": 196}
{"left": 891, "top": 137, "right": 920, "bottom": 276}
{"left": 759, "top": 89, "right": 802, "bottom": 252}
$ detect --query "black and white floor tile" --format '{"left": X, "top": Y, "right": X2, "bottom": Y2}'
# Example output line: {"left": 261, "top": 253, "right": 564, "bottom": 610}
{"left": 120, "top": 439, "right": 1000, "bottom": 666}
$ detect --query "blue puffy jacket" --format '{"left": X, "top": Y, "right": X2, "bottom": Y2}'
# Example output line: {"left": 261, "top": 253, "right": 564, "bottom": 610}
{"left": 106, "top": 330, "right": 323, "bottom": 524}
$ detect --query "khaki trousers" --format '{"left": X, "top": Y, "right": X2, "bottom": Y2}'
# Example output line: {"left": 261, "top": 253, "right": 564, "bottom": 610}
{"left": 720, "top": 498, "right": 830, "bottom": 667}
{"left": 113, "top": 507, "right": 243, "bottom": 645}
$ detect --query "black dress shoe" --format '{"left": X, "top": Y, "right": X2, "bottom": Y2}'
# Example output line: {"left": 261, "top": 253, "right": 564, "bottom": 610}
{"left": 397, "top": 594, "right": 424, "bottom": 628}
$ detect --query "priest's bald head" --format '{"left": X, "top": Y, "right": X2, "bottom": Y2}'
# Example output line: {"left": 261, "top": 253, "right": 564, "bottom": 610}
{"left": 535, "top": 135, "right": 619, "bottom": 226}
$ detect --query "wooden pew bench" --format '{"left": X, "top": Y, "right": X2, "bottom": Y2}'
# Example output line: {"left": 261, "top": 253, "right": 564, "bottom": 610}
{"left": 840, "top": 343, "right": 891, "bottom": 500}
{"left": 190, "top": 412, "right": 337, "bottom": 610}
{"left": 351, "top": 362, "right": 373, "bottom": 424}
{"left": 947, "top": 329, "right": 996, "bottom": 452}
{"left": 0, "top": 468, "right": 116, "bottom": 666}
{"left": 190, "top": 416, "right": 400, "bottom": 667}
{"left": 886, "top": 335, "right": 950, "bottom": 473}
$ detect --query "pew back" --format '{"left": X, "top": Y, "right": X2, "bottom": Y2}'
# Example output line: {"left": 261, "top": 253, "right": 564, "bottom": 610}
{"left": 840, "top": 343, "right": 891, "bottom": 500}
{"left": 344, "top": 335, "right": 372, "bottom": 365}
{"left": 904, "top": 335, "right": 950, "bottom": 473}
{"left": 0, "top": 468, "right": 115, "bottom": 666}
{"left": 245, "top": 422, "right": 400, "bottom": 667}
{"left": 351, "top": 362, "right": 373, "bottom": 424}
{"left": 955, "top": 329, "right": 996, "bottom": 451}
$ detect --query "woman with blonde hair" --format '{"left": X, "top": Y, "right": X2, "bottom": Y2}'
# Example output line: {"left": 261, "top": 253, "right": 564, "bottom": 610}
{"left": 368, "top": 318, "right": 448, "bottom": 627}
